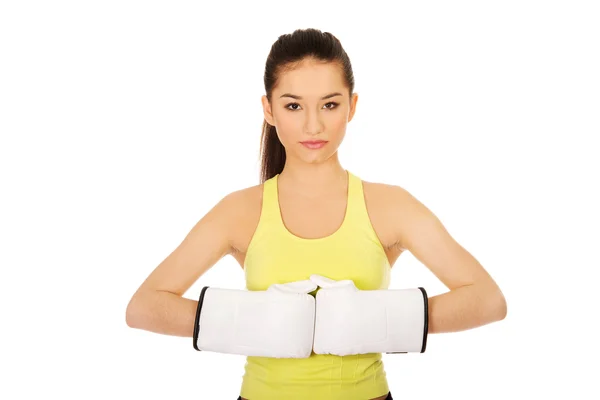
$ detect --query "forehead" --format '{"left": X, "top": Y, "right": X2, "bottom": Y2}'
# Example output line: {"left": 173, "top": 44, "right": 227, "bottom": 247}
{"left": 275, "top": 60, "right": 345, "bottom": 98}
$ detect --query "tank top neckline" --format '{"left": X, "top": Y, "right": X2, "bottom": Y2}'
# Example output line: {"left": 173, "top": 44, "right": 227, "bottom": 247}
{"left": 272, "top": 170, "right": 354, "bottom": 242}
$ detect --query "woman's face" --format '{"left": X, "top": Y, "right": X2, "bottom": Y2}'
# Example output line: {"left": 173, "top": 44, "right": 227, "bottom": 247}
{"left": 261, "top": 59, "right": 358, "bottom": 164}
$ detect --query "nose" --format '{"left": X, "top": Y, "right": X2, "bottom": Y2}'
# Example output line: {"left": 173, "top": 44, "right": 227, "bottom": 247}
{"left": 303, "top": 108, "right": 324, "bottom": 136}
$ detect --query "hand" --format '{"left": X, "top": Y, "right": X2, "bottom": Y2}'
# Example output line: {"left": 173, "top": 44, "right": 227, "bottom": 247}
{"left": 309, "top": 274, "right": 428, "bottom": 356}
{"left": 194, "top": 279, "right": 318, "bottom": 358}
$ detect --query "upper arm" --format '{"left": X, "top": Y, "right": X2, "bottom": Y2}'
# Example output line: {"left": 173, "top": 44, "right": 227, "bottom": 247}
{"left": 130, "top": 191, "right": 241, "bottom": 298}
{"left": 389, "top": 185, "right": 499, "bottom": 291}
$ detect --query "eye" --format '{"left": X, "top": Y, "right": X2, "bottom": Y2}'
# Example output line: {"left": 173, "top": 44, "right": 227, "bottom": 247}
{"left": 285, "top": 102, "right": 339, "bottom": 111}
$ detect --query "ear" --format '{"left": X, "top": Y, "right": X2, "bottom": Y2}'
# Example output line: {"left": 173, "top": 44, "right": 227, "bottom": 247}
{"left": 348, "top": 92, "right": 358, "bottom": 122}
{"left": 261, "top": 95, "right": 275, "bottom": 126}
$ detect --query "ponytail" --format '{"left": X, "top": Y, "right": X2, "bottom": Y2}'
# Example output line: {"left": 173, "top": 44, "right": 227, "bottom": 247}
{"left": 259, "top": 120, "right": 286, "bottom": 184}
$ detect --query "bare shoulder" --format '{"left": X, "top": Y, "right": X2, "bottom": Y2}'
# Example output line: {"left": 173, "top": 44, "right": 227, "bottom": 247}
{"left": 360, "top": 179, "right": 409, "bottom": 250}
{"left": 361, "top": 179, "right": 399, "bottom": 197}
{"left": 361, "top": 179, "right": 433, "bottom": 251}
{"left": 220, "top": 183, "right": 263, "bottom": 228}
{"left": 224, "top": 183, "right": 263, "bottom": 212}
{"left": 362, "top": 180, "right": 418, "bottom": 206}
{"left": 223, "top": 182, "right": 264, "bottom": 256}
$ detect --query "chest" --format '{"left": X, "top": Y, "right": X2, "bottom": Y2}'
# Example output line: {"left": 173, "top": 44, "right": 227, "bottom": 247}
{"left": 230, "top": 181, "right": 404, "bottom": 268}
{"left": 278, "top": 192, "right": 347, "bottom": 240}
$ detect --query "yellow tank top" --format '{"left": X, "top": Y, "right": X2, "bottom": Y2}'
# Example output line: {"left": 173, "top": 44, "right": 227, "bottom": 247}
{"left": 241, "top": 170, "right": 391, "bottom": 400}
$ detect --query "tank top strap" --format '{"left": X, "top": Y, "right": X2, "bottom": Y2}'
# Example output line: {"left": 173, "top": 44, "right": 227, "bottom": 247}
{"left": 345, "top": 170, "right": 370, "bottom": 229}
{"left": 259, "top": 174, "right": 281, "bottom": 223}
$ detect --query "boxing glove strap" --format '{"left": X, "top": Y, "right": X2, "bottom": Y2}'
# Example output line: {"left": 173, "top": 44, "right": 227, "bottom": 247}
{"left": 192, "top": 286, "right": 210, "bottom": 351}
{"left": 419, "top": 286, "right": 429, "bottom": 353}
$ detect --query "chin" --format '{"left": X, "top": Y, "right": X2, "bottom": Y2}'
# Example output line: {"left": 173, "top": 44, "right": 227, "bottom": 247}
{"left": 305, "top": 151, "right": 337, "bottom": 164}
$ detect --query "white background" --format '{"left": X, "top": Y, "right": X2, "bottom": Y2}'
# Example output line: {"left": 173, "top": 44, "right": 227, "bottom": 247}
{"left": 1, "top": 1, "right": 598, "bottom": 399}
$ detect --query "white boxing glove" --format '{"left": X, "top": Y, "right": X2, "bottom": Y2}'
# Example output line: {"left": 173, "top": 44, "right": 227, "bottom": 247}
{"left": 310, "top": 274, "right": 428, "bottom": 356}
{"left": 193, "top": 280, "right": 317, "bottom": 358}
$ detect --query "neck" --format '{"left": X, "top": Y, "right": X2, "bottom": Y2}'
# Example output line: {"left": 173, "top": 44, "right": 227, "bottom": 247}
{"left": 278, "top": 156, "right": 347, "bottom": 198}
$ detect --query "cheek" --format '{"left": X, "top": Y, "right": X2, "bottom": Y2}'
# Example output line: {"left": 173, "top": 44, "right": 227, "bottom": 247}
{"left": 274, "top": 112, "right": 301, "bottom": 139}
{"left": 275, "top": 120, "right": 297, "bottom": 140}
{"left": 328, "top": 114, "right": 347, "bottom": 136}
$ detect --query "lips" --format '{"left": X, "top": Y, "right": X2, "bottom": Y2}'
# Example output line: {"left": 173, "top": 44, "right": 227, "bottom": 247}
{"left": 301, "top": 140, "right": 328, "bottom": 149}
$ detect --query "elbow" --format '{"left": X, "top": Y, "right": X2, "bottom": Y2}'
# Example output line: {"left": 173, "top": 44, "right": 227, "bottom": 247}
{"left": 490, "top": 290, "right": 507, "bottom": 322}
{"left": 497, "top": 293, "right": 507, "bottom": 320}
{"left": 478, "top": 282, "right": 507, "bottom": 323}
{"left": 126, "top": 294, "right": 145, "bottom": 329}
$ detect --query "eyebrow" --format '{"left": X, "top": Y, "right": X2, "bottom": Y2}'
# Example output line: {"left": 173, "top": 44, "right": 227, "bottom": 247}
{"left": 279, "top": 92, "right": 343, "bottom": 100}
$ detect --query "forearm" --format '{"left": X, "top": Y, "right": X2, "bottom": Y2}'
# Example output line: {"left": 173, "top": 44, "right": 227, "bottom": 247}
{"left": 427, "top": 283, "right": 507, "bottom": 334}
{"left": 126, "top": 290, "right": 198, "bottom": 337}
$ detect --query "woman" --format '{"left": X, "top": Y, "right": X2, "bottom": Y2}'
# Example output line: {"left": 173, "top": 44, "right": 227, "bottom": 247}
{"left": 126, "top": 28, "right": 507, "bottom": 400}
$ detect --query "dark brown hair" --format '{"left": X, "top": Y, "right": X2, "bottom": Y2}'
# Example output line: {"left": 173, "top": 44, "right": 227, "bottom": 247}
{"left": 259, "top": 28, "right": 355, "bottom": 184}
